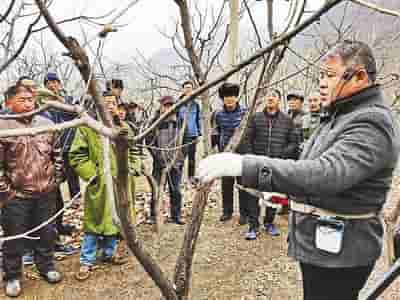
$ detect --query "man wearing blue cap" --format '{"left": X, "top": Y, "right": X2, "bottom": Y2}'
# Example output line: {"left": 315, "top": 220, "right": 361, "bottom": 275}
{"left": 43, "top": 72, "right": 80, "bottom": 256}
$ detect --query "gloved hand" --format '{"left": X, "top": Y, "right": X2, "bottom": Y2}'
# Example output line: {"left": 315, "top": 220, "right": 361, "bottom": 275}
{"left": 197, "top": 153, "right": 243, "bottom": 184}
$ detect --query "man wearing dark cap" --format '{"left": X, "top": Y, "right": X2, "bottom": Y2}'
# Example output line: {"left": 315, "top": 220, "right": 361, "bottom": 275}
{"left": 42, "top": 72, "right": 80, "bottom": 257}
{"left": 213, "top": 82, "right": 252, "bottom": 224}
{"left": 146, "top": 96, "right": 185, "bottom": 225}
{"left": 303, "top": 92, "right": 321, "bottom": 140}
{"left": 287, "top": 91, "right": 306, "bottom": 150}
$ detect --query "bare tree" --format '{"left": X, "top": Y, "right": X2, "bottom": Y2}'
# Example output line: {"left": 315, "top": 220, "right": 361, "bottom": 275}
{"left": 4, "top": 1, "right": 398, "bottom": 299}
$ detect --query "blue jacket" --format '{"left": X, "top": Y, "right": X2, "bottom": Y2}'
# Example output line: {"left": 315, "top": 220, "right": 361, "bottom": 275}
{"left": 214, "top": 104, "right": 247, "bottom": 152}
{"left": 178, "top": 100, "right": 201, "bottom": 138}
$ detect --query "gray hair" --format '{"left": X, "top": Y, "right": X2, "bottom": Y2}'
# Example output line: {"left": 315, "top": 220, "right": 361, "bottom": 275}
{"left": 325, "top": 40, "right": 377, "bottom": 83}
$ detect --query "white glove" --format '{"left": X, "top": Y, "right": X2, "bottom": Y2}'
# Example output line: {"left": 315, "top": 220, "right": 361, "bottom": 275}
{"left": 197, "top": 153, "right": 243, "bottom": 184}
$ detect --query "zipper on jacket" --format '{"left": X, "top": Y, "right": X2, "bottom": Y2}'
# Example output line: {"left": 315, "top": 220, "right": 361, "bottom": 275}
{"left": 267, "top": 118, "right": 273, "bottom": 156}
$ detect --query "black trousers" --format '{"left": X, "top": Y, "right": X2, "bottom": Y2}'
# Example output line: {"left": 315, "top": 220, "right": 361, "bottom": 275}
{"left": 248, "top": 200, "right": 277, "bottom": 228}
{"left": 151, "top": 165, "right": 183, "bottom": 219}
{"left": 54, "top": 188, "right": 64, "bottom": 233}
{"left": 221, "top": 177, "right": 253, "bottom": 217}
{"left": 182, "top": 136, "right": 197, "bottom": 179}
{"left": 54, "top": 159, "right": 80, "bottom": 232}
{"left": 300, "top": 262, "right": 374, "bottom": 300}
{"left": 2, "top": 195, "right": 57, "bottom": 280}
{"left": 65, "top": 162, "right": 80, "bottom": 198}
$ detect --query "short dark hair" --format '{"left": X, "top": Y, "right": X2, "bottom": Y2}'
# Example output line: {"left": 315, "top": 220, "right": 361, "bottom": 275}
{"left": 107, "top": 79, "right": 124, "bottom": 90}
{"left": 103, "top": 91, "right": 115, "bottom": 97}
{"left": 268, "top": 88, "right": 281, "bottom": 99}
{"left": 182, "top": 80, "right": 194, "bottom": 88}
{"left": 17, "top": 76, "right": 33, "bottom": 84}
{"left": 325, "top": 40, "right": 377, "bottom": 82}
{"left": 4, "top": 85, "right": 18, "bottom": 101}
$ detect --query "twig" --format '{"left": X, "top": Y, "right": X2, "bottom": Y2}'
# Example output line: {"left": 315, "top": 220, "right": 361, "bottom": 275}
{"left": 137, "top": 137, "right": 200, "bottom": 152}
{"left": 134, "top": 0, "right": 344, "bottom": 143}
{"left": 0, "top": 101, "right": 84, "bottom": 120}
{"left": 0, "top": 0, "right": 16, "bottom": 23}
{"left": 0, "top": 12, "right": 42, "bottom": 75}
{"left": 0, "top": 113, "right": 117, "bottom": 139}
{"left": 351, "top": 0, "right": 400, "bottom": 17}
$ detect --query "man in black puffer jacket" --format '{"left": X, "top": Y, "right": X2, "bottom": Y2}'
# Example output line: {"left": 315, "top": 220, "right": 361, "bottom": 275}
{"left": 244, "top": 89, "right": 298, "bottom": 240}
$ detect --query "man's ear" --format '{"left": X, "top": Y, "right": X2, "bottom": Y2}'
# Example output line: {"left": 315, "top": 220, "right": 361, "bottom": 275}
{"left": 4, "top": 99, "right": 12, "bottom": 109}
{"left": 354, "top": 69, "right": 370, "bottom": 85}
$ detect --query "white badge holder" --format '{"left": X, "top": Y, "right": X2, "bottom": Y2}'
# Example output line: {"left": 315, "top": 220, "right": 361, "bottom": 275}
{"left": 315, "top": 217, "right": 344, "bottom": 254}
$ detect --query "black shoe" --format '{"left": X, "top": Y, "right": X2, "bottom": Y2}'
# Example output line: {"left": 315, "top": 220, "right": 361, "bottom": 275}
{"left": 54, "top": 244, "right": 78, "bottom": 256}
{"left": 167, "top": 217, "right": 185, "bottom": 225}
{"left": 146, "top": 217, "right": 156, "bottom": 225}
{"left": 58, "top": 224, "right": 76, "bottom": 236}
{"left": 174, "top": 218, "right": 186, "bottom": 225}
{"left": 219, "top": 214, "right": 232, "bottom": 222}
{"left": 238, "top": 215, "right": 248, "bottom": 225}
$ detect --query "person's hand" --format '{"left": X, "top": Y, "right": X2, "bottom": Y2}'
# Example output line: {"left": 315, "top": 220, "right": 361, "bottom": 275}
{"left": 197, "top": 153, "right": 243, "bottom": 184}
{"left": 384, "top": 209, "right": 398, "bottom": 224}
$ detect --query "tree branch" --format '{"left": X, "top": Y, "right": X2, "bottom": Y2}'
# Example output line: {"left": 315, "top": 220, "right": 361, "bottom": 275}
{"left": 0, "top": 100, "right": 84, "bottom": 120}
{"left": 34, "top": 0, "right": 113, "bottom": 128}
{"left": 351, "top": 0, "right": 400, "bottom": 17}
{"left": 0, "top": 0, "right": 16, "bottom": 23}
{"left": 0, "top": 113, "right": 117, "bottom": 139}
{"left": 134, "top": 0, "right": 344, "bottom": 143}
{"left": 0, "top": 12, "right": 41, "bottom": 75}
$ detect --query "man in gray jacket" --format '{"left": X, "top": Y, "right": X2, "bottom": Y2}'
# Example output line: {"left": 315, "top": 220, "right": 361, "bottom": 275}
{"left": 197, "top": 40, "right": 400, "bottom": 299}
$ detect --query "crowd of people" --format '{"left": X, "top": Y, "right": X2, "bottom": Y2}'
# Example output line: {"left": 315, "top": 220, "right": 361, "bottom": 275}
{"left": 0, "top": 39, "right": 399, "bottom": 300}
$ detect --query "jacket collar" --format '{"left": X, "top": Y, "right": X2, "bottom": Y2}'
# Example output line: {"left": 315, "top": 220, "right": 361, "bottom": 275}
{"left": 263, "top": 109, "right": 280, "bottom": 118}
{"left": 289, "top": 110, "right": 305, "bottom": 118}
{"left": 320, "top": 85, "right": 383, "bottom": 121}
{"left": 223, "top": 103, "right": 241, "bottom": 113}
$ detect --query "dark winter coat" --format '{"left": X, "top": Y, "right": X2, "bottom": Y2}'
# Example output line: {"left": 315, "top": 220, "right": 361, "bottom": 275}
{"left": 146, "top": 111, "right": 184, "bottom": 169}
{"left": 242, "top": 85, "right": 400, "bottom": 268}
{"left": 214, "top": 104, "right": 248, "bottom": 153}
{"left": 247, "top": 110, "right": 298, "bottom": 159}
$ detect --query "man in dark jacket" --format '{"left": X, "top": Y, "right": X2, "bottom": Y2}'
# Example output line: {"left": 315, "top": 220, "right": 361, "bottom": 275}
{"left": 0, "top": 85, "right": 63, "bottom": 297}
{"left": 213, "top": 82, "right": 252, "bottom": 224}
{"left": 147, "top": 96, "right": 185, "bottom": 225}
{"left": 302, "top": 92, "right": 321, "bottom": 140}
{"left": 43, "top": 72, "right": 81, "bottom": 199}
{"left": 245, "top": 89, "right": 298, "bottom": 240}
{"left": 198, "top": 40, "right": 400, "bottom": 299}
{"left": 178, "top": 81, "right": 202, "bottom": 182}
{"left": 287, "top": 91, "right": 306, "bottom": 147}
{"left": 41, "top": 72, "right": 80, "bottom": 256}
